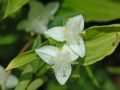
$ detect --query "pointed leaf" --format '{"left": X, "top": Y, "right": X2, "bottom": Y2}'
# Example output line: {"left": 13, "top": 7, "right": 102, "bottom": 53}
{"left": 6, "top": 50, "right": 38, "bottom": 70}
{"left": 51, "top": 0, "right": 120, "bottom": 26}
{"left": 15, "top": 65, "right": 33, "bottom": 90}
{"left": 82, "top": 24, "right": 120, "bottom": 65}
{"left": 4, "top": 0, "right": 29, "bottom": 18}
{"left": 27, "top": 79, "right": 43, "bottom": 90}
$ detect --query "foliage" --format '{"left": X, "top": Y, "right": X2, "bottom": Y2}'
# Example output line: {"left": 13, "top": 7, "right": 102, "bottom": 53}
{"left": 0, "top": 0, "right": 120, "bottom": 90}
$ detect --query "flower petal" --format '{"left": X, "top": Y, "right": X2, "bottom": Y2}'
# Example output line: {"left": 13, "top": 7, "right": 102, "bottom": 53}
{"left": 62, "top": 45, "right": 79, "bottom": 61}
{"left": 67, "top": 37, "right": 85, "bottom": 57}
{"left": 35, "top": 46, "right": 60, "bottom": 64}
{"left": 18, "top": 19, "right": 47, "bottom": 34}
{"left": 45, "top": 2, "right": 59, "bottom": 17}
{"left": 66, "top": 15, "right": 84, "bottom": 34}
{"left": 30, "top": 20, "right": 47, "bottom": 33}
{"left": 45, "top": 27, "right": 66, "bottom": 42}
{"left": 5, "top": 75, "right": 18, "bottom": 88}
{"left": 0, "top": 65, "right": 6, "bottom": 85}
{"left": 54, "top": 63, "right": 71, "bottom": 85}
{"left": 29, "top": 1, "right": 44, "bottom": 20}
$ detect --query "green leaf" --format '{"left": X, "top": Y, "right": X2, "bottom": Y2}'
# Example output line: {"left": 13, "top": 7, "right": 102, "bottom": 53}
{"left": 15, "top": 65, "right": 33, "bottom": 90}
{"left": 4, "top": 0, "right": 29, "bottom": 18}
{"left": 31, "top": 35, "right": 42, "bottom": 73}
{"left": 32, "top": 35, "right": 41, "bottom": 49}
{"left": 47, "top": 80, "right": 66, "bottom": 90}
{"left": 85, "top": 66, "right": 99, "bottom": 88}
{"left": 95, "top": 70, "right": 118, "bottom": 90}
{"left": 52, "top": 0, "right": 120, "bottom": 25}
{"left": 6, "top": 50, "right": 38, "bottom": 70}
{"left": 82, "top": 24, "right": 120, "bottom": 65}
{"left": 0, "top": 35, "right": 17, "bottom": 45}
{"left": 27, "top": 79, "right": 44, "bottom": 90}
{"left": 107, "top": 66, "right": 120, "bottom": 75}
{"left": 6, "top": 40, "right": 49, "bottom": 70}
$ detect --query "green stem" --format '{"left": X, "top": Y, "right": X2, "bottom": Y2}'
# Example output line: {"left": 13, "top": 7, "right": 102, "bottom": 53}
{"left": 37, "top": 63, "right": 48, "bottom": 76}
{"left": 19, "top": 39, "right": 33, "bottom": 54}
{"left": 85, "top": 66, "right": 100, "bottom": 88}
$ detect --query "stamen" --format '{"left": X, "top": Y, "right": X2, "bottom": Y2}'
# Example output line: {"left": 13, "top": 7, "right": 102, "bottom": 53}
{"left": 68, "top": 17, "right": 71, "bottom": 21}
{"left": 68, "top": 61, "right": 72, "bottom": 64}
{"left": 30, "top": 32, "right": 35, "bottom": 37}
{"left": 77, "top": 36, "right": 80, "bottom": 40}
{"left": 52, "top": 64, "right": 55, "bottom": 69}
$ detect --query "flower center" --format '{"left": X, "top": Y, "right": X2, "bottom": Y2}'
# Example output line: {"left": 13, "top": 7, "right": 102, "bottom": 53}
{"left": 64, "top": 27, "right": 86, "bottom": 42}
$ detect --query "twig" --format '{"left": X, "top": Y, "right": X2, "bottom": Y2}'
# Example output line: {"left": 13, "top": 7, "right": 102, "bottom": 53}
{"left": 19, "top": 39, "right": 33, "bottom": 54}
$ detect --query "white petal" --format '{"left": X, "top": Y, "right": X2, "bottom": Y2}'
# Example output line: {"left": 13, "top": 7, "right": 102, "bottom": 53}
{"left": 36, "top": 2, "right": 59, "bottom": 25}
{"left": 18, "top": 20, "right": 47, "bottom": 34}
{"left": 66, "top": 15, "right": 84, "bottom": 34}
{"left": 45, "top": 27, "right": 66, "bottom": 42}
{"left": 62, "top": 45, "right": 79, "bottom": 61}
{"left": 0, "top": 66, "right": 6, "bottom": 85}
{"left": 30, "top": 20, "right": 47, "bottom": 33}
{"left": 35, "top": 46, "right": 60, "bottom": 64}
{"left": 45, "top": 2, "right": 59, "bottom": 17}
{"left": 67, "top": 37, "right": 85, "bottom": 57}
{"left": 29, "top": 1, "right": 44, "bottom": 19}
{"left": 5, "top": 75, "right": 18, "bottom": 88}
{"left": 54, "top": 63, "right": 71, "bottom": 85}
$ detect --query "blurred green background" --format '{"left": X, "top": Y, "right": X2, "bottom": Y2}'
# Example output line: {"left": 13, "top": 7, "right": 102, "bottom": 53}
{"left": 0, "top": 0, "right": 120, "bottom": 90}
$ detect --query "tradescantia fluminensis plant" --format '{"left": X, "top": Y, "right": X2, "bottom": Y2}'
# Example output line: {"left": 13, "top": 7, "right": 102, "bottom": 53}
{"left": 6, "top": 15, "right": 120, "bottom": 85}
{"left": 2, "top": 0, "right": 120, "bottom": 89}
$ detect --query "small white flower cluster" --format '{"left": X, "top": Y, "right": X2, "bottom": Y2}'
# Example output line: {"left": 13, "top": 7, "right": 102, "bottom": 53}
{"left": 18, "top": 1, "right": 59, "bottom": 34}
{"left": 0, "top": 65, "right": 18, "bottom": 89}
{"left": 35, "top": 15, "right": 85, "bottom": 85}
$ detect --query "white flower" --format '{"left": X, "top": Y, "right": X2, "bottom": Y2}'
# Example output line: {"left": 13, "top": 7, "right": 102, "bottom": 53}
{"left": 35, "top": 45, "right": 79, "bottom": 85}
{"left": 0, "top": 65, "right": 18, "bottom": 89}
{"left": 18, "top": 1, "right": 59, "bottom": 33}
{"left": 45, "top": 15, "right": 85, "bottom": 57}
